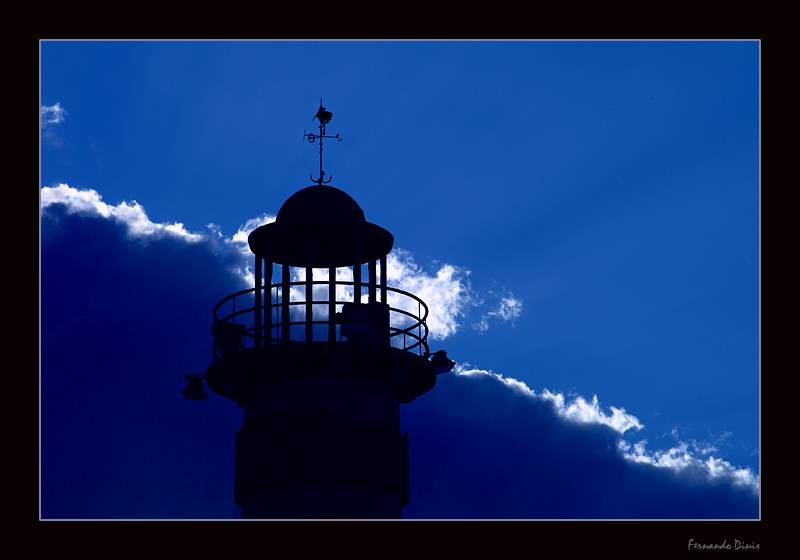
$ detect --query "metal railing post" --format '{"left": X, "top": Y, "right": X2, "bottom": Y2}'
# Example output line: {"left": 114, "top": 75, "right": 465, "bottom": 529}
{"left": 282, "top": 264, "right": 290, "bottom": 342}
{"left": 254, "top": 255, "right": 262, "bottom": 348}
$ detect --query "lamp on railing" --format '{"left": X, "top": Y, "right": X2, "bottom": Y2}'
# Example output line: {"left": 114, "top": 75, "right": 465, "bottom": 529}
{"left": 429, "top": 350, "right": 455, "bottom": 374}
{"left": 338, "top": 301, "right": 390, "bottom": 345}
{"left": 182, "top": 374, "right": 208, "bottom": 400}
{"left": 211, "top": 320, "right": 247, "bottom": 357}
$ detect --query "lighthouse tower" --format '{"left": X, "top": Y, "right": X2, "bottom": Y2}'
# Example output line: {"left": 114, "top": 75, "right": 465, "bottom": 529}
{"left": 185, "top": 102, "right": 454, "bottom": 519}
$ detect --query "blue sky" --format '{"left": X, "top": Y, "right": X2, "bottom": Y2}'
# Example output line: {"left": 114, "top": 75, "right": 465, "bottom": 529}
{"left": 40, "top": 40, "right": 760, "bottom": 520}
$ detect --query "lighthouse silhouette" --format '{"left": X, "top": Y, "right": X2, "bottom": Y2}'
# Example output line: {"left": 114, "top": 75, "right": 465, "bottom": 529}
{"left": 184, "top": 101, "right": 454, "bottom": 519}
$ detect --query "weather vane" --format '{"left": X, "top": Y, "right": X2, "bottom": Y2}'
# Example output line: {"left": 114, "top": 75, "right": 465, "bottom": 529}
{"left": 303, "top": 99, "right": 342, "bottom": 185}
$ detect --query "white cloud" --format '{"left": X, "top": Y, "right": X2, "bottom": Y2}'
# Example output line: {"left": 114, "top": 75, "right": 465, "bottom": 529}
{"left": 229, "top": 214, "right": 276, "bottom": 247}
{"left": 387, "top": 249, "right": 478, "bottom": 341}
{"left": 541, "top": 389, "right": 644, "bottom": 434}
{"left": 475, "top": 290, "right": 523, "bottom": 332}
{"left": 452, "top": 363, "right": 759, "bottom": 495}
{"left": 619, "top": 438, "right": 760, "bottom": 491}
{"left": 40, "top": 103, "right": 68, "bottom": 147}
{"left": 207, "top": 213, "right": 276, "bottom": 286}
{"left": 40, "top": 102, "right": 67, "bottom": 127}
{"left": 491, "top": 294, "right": 523, "bottom": 322}
{"left": 454, "top": 364, "right": 642, "bottom": 434}
{"left": 41, "top": 184, "right": 206, "bottom": 243}
{"left": 40, "top": 184, "right": 279, "bottom": 288}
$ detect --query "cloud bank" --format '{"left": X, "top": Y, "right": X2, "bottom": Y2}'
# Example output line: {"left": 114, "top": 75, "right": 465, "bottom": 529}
{"left": 403, "top": 366, "right": 759, "bottom": 519}
{"left": 41, "top": 185, "right": 206, "bottom": 242}
{"left": 41, "top": 184, "right": 503, "bottom": 340}
{"left": 40, "top": 185, "right": 758, "bottom": 519}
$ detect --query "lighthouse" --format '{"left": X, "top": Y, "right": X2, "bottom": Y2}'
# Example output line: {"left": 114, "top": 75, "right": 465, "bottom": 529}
{"left": 184, "top": 102, "right": 454, "bottom": 519}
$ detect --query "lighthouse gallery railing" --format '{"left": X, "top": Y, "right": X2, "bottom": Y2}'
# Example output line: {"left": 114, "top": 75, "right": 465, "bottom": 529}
{"left": 212, "top": 280, "right": 429, "bottom": 360}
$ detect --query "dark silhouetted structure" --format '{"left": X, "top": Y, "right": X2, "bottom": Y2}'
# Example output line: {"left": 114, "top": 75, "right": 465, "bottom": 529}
{"left": 186, "top": 102, "right": 453, "bottom": 519}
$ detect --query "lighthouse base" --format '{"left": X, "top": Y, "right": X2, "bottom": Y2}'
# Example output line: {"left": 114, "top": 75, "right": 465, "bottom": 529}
{"left": 240, "top": 483, "right": 404, "bottom": 520}
{"left": 234, "top": 408, "right": 410, "bottom": 519}
{"left": 206, "top": 342, "right": 434, "bottom": 519}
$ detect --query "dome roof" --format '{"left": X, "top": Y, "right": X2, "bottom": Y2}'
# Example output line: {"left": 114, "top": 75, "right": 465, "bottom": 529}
{"left": 248, "top": 185, "right": 393, "bottom": 267}
{"left": 276, "top": 185, "right": 365, "bottom": 225}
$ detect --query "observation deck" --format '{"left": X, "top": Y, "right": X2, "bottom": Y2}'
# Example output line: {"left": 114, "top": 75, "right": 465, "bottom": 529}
{"left": 210, "top": 277, "right": 429, "bottom": 359}
{"left": 205, "top": 268, "right": 439, "bottom": 405}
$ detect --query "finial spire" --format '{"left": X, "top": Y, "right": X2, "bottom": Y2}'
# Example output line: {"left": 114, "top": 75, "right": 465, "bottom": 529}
{"left": 303, "top": 99, "right": 342, "bottom": 185}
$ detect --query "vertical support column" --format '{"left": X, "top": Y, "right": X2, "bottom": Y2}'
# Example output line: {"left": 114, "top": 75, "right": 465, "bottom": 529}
{"left": 380, "top": 254, "right": 387, "bottom": 304}
{"left": 265, "top": 256, "right": 272, "bottom": 344}
{"left": 354, "top": 235, "right": 362, "bottom": 304}
{"left": 328, "top": 266, "right": 336, "bottom": 342}
{"left": 282, "top": 263, "right": 290, "bottom": 342}
{"left": 380, "top": 254, "right": 389, "bottom": 346}
{"left": 306, "top": 230, "right": 314, "bottom": 342}
{"left": 254, "top": 255, "right": 262, "bottom": 348}
{"left": 306, "top": 264, "right": 313, "bottom": 342}
{"left": 368, "top": 260, "right": 376, "bottom": 304}
{"left": 354, "top": 263, "right": 361, "bottom": 304}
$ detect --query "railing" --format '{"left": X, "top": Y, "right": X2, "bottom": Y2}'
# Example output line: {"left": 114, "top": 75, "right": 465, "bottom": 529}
{"left": 212, "top": 280, "right": 429, "bottom": 360}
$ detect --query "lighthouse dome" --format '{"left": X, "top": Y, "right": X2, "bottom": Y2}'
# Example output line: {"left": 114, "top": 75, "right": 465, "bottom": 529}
{"left": 276, "top": 185, "right": 366, "bottom": 226}
{"left": 248, "top": 184, "right": 393, "bottom": 267}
